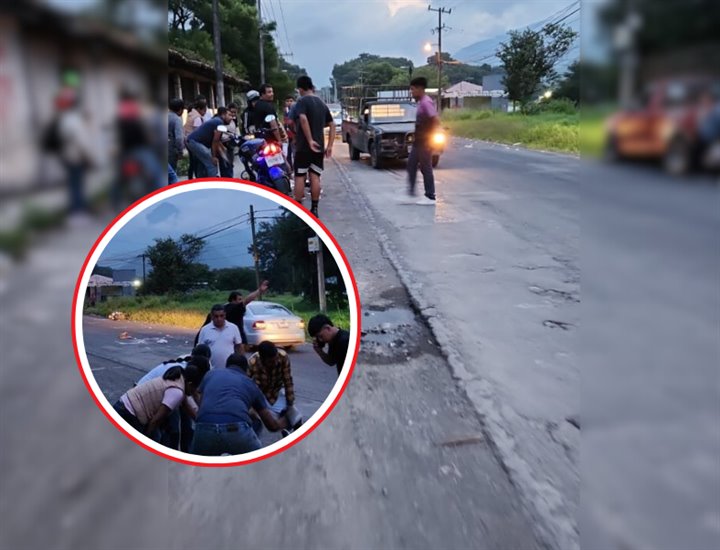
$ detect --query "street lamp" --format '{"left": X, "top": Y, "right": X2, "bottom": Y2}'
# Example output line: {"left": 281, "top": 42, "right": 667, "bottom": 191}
{"left": 132, "top": 279, "right": 142, "bottom": 288}
{"left": 543, "top": 90, "right": 553, "bottom": 100}
{"left": 424, "top": 42, "right": 433, "bottom": 52}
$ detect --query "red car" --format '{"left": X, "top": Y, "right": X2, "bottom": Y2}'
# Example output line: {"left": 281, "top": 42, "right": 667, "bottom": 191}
{"left": 605, "top": 76, "right": 720, "bottom": 175}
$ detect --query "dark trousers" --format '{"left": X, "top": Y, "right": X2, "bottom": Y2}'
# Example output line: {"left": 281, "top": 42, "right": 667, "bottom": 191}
{"left": 187, "top": 150, "right": 197, "bottom": 179}
{"left": 219, "top": 145, "right": 235, "bottom": 178}
{"left": 113, "top": 400, "right": 144, "bottom": 433}
{"left": 407, "top": 143, "right": 436, "bottom": 199}
{"left": 65, "top": 162, "right": 88, "bottom": 213}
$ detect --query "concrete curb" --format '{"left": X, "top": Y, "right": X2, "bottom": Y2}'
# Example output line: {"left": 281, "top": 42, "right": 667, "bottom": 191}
{"left": 331, "top": 156, "right": 577, "bottom": 550}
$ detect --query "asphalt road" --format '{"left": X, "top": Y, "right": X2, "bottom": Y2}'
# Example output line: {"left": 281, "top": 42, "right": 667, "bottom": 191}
{"left": 332, "top": 136, "right": 719, "bottom": 550}
{"left": 335, "top": 136, "right": 580, "bottom": 548}
{"left": 82, "top": 315, "right": 338, "bottom": 445}
{"left": 1, "top": 135, "right": 716, "bottom": 550}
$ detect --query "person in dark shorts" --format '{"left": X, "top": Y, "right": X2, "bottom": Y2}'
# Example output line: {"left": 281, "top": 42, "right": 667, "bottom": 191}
{"left": 308, "top": 314, "right": 350, "bottom": 376}
{"left": 291, "top": 75, "right": 335, "bottom": 217}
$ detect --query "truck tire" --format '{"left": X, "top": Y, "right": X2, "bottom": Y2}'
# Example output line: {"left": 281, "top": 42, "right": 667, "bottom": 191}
{"left": 348, "top": 138, "right": 360, "bottom": 160}
{"left": 432, "top": 154, "right": 440, "bottom": 168}
{"left": 370, "top": 142, "right": 383, "bottom": 169}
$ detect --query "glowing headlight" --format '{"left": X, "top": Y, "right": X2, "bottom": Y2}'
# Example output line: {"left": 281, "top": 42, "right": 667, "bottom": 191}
{"left": 432, "top": 132, "right": 447, "bottom": 145}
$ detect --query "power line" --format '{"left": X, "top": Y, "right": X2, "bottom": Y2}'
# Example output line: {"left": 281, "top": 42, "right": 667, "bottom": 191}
{"left": 463, "top": 1, "right": 580, "bottom": 64}
{"left": 276, "top": 0, "right": 294, "bottom": 58}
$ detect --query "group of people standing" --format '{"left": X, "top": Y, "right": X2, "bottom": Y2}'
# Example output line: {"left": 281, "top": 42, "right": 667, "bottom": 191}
{"left": 112, "top": 282, "right": 350, "bottom": 456}
{"left": 167, "top": 75, "right": 336, "bottom": 218}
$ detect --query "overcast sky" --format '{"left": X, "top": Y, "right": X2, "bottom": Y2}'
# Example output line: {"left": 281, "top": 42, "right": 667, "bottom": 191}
{"left": 268, "top": 0, "right": 575, "bottom": 86}
{"left": 98, "top": 189, "right": 284, "bottom": 273}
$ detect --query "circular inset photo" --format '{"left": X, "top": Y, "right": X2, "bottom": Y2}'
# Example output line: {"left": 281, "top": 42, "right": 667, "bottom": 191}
{"left": 72, "top": 180, "right": 360, "bottom": 466}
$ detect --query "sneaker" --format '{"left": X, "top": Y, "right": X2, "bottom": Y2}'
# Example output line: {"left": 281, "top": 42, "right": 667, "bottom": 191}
{"left": 281, "top": 429, "right": 291, "bottom": 438}
{"left": 310, "top": 205, "right": 318, "bottom": 217}
{"left": 416, "top": 195, "right": 436, "bottom": 206}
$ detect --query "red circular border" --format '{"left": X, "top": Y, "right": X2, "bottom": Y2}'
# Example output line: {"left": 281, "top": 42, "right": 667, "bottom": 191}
{"left": 71, "top": 178, "right": 362, "bottom": 467}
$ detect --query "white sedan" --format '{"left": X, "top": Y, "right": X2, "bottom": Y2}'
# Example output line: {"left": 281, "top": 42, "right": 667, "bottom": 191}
{"left": 243, "top": 301, "right": 306, "bottom": 349}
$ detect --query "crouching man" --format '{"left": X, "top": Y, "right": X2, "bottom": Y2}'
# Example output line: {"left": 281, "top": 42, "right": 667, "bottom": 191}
{"left": 190, "top": 353, "right": 289, "bottom": 455}
{"left": 113, "top": 364, "right": 205, "bottom": 441}
{"left": 247, "top": 341, "right": 303, "bottom": 436}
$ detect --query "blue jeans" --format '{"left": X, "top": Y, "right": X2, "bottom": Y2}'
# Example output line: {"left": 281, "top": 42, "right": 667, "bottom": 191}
{"left": 168, "top": 163, "right": 178, "bottom": 185}
{"left": 267, "top": 391, "right": 287, "bottom": 415}
{"left": 407, "top": 142, "right": 435, "bottom": 199}
{"left": 190, "top": 422, "right": 261, "bottom": 455}
{"left": 64, "top": 162, "right": 87, "bottom": 213}
{"left": 186, "top": 139, "right": 219, "bottom": 177}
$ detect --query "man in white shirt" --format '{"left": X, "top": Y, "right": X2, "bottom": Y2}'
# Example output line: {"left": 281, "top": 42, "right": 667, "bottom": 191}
{"left": 197, "top": 304, "right": 244, "bottom": 369}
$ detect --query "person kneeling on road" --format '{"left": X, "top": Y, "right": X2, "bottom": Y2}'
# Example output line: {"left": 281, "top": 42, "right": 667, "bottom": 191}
{"left": 308, "top": 314, "right": 350, "bottom": 376}
{"left": 190, "top": 353, "right": 288, "bottom": 455}
{"left": 135, "top": 346, "right": 211, "bottom": 452}
{"left": 247, "top": 341, "right": 303, "bottom": 436}
{"left": 113, "top": 364, "right": 205, "bottom": 442}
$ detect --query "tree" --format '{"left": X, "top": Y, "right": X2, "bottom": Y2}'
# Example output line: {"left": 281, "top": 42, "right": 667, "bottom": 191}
{"left": 144, "top": 234, "right": 207, "bottom": 294}
{"left": 496, "top": 23, "right": 577, "bottom": 111}
{"left": 333, "top": 53, "right": 413, "bottom": 88}
{"left": 251, "top": 212, "right": 345, "bottom": 308}
{"left": 554, "top": 60, "right": 580, "bottom": 104}
{"left": 214, "top": 267, "right": 257, "bottom": 290}
{"left": 168, "top": 0, "right": 306, "bottom": 100}
{"left": 599, "top": 0, "right": 720, "bottom": 56}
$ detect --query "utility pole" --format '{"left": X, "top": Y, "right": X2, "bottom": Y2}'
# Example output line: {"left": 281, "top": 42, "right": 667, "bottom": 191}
{"left": 428, "top": 4, "right": 452, "bottom": 112}
{"left": 137, "top": 254, "right": 147, "bottom": 285}
{"left": 316, "top": 240, "right": 327, "bottom": 313}
{"left": 249, "top": 205, "right": 261, "bottom": 290}
{"left": 211, "top": 0, "right": 225, "bottom": 107}
{"left": 308, "top": 236, "right": 326, "bottom": 313}
{"left": 257, "top": 0, "right": 266, "bottom": 84}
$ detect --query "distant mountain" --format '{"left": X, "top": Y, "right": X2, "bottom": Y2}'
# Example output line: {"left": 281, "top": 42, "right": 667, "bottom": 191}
{"left": 453, "top": 16, "right": 580, "bottom": 75}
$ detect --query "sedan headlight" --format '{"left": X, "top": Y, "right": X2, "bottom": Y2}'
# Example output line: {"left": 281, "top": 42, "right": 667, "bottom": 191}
{"left": 432, "top": 132, "right": 447, "bottom": 145}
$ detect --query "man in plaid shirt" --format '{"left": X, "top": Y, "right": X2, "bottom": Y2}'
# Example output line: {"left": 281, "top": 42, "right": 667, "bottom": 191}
{"left": 247, "top": 341, "right": 295, "bottom": 415}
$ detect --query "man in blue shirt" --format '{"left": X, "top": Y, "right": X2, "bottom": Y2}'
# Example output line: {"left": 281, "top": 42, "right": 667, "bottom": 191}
{"left": 190, "top": 353, "right": 289, "bottom": 455}
{"left": 186, "top": 106, "right": 233, "bottom": 178}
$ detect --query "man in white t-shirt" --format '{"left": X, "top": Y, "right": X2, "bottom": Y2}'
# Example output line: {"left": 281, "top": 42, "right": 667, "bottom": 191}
{"left": 197, "top": 304, "right": 244, "bottom": 369}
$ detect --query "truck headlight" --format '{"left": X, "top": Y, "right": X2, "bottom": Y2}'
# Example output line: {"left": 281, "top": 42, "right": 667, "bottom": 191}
{"left": 432, "top": 132, "right": 447, "bottom": 145}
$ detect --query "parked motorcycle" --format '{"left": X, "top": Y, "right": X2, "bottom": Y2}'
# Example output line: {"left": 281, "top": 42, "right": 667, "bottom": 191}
{"left": 218, "top": 115, "right": 292, "bottom": 195}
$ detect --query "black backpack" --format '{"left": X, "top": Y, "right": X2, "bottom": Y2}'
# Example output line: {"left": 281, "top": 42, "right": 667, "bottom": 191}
{"left": 42, "top": 117, "right": 61, "bottom": 153}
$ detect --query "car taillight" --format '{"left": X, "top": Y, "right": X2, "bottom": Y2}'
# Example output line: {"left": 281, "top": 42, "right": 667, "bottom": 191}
{"left": 252, "top": 320, "right": 267, "bottom": 329}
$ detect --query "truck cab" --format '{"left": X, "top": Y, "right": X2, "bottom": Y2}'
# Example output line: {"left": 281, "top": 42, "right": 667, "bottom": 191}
{"left": 341, "top": 91, "right": 445, "bottom": 169}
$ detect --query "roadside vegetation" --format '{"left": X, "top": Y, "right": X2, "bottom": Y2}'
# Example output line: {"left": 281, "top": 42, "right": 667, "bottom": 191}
{"left": 443, "top": 99, "right": 579, "bottom": 154}
{"left": 85, "top": 290, "right": 351, "bottom": 336}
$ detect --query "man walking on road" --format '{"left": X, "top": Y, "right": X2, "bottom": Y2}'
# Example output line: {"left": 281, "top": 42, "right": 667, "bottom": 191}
{"left": 407, "top": 77, "right": 439, "bottom": 205}
{"left": 292, "top": 75, "right": 335, "bottom": 217}
{"left": 197, "top": 304, "right": 244, "bottom": 369}
{"left": 308, "top": 314, "right": 350, "bottom": 376}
